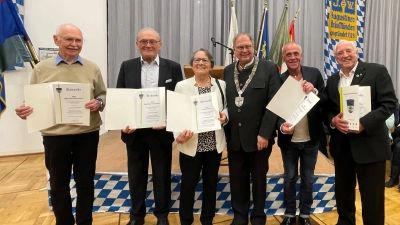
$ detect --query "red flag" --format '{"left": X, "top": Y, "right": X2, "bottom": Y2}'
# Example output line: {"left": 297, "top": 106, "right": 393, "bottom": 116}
{"left": 288, "top": 20, "right": 295, "bottom": 42}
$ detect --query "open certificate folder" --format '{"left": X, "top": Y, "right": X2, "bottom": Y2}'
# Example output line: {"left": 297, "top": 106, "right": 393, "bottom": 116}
{"left": 105, "top": 87, "right": 166, "bottom": 130}
{"left": 166, "top": 90, "right": 221, "bottom": 133}
{"left": 24, "top": 82, "right": 90, "bottom": 133}
{"left": 266, "top": 76, "right": 320, "bottom": 127}
{"left": 340, "top": 85, "right": 371, "bottom": 131}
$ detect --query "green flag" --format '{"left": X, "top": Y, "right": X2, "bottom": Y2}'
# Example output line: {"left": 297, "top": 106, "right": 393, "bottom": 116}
{"left": 269, "top": 4, "right": 289, "bottom": 69}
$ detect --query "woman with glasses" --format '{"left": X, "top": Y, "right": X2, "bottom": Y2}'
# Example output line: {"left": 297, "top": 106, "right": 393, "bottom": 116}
{"left": 174, "top": 48, "right": 228, "bottom": 225}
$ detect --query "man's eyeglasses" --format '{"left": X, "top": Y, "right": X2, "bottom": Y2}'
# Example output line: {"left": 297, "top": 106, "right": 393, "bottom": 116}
{"left": 193, "top": 58, "right": 210, "bottom": 63}
{"left": 59, "top": 36, "right": 84, "bottom": 44}
{"left": 138, "top": 39, "right": 160, "bottom": 45}
{"left": 234, "top": 45, "right": 253, "bottom": 51}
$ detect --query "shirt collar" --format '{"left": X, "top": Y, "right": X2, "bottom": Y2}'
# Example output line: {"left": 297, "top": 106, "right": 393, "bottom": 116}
{"left": 55, "top": 54, "right": 83, "bottom": 65}
{"left": 141, "top": 55, "right": 160, "bottom": 66}
{"left": 238, "top": 56, "right": 255, "bottom": 70}
{"left": 339, "top": 61, "right": 358, "bottom": 78}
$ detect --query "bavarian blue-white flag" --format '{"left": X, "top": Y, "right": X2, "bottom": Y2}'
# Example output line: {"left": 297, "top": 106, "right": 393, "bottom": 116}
{"left": 256, "top": 4, "right": 269, "bottom": 60}
{"left": 323, "top": 0, "right": 365, "bottom": 78}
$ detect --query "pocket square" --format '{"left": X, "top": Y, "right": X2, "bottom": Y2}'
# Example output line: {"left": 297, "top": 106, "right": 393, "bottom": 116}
{"left": 165, "top": 79, "right": 172, "bottom": 83}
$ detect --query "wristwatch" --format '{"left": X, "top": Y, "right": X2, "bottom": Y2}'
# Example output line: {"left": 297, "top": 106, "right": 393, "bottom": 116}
{"left": 96, "top": 98, "right": 104, "bottom": 108}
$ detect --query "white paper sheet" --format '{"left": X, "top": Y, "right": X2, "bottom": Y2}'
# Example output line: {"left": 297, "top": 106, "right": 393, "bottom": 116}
{"left": 166, "top": 90, "right": 221, "bottom": 133}
{"left": 105, "top": 87, "right": 166, "bottom": 130}
{"left": 266, "top": 76, "right": 320, "bottom": 126}
{"left": 53, "top": 83, "right": 90, "bottom": 124}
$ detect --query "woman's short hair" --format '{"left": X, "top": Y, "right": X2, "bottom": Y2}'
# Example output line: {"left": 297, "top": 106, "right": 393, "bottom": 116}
{"left": 189, "top": 48, "right": 214, "bottom": 68}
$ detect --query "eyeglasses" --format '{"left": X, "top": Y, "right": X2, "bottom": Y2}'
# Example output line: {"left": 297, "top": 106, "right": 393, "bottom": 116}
{"left": 138, "top": 39, "right": 160, "bottom": 45}
{"left": 234, "top": 45, "right": 254, "bottom": 51}
{"left": 59, "top": 36, "right": 84, "bottom": 44}
{"left": 193, "top": 58, "right": 210, "bottom": 63}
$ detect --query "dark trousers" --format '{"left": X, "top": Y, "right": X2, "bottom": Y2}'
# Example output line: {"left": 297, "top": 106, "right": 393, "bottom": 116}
{"left": 335, "top": 141, "right": 385, "bottom": 225}
{"left": 228, "top": 146, "right": 272, "bottom": 225}
{"left": 179, "top": 150, "right": 222, "bottom": 225}
{"left": 389, "top": 140, "right": 400, "bottom": 179}
{"left": 126, "top": 130, "right": 172, "bottom": 221}
{"left": 43, "top": 131, "right": 99, "bottom": 225}
{"left": 281, "top": 141, "right": 319, "bottom": 217}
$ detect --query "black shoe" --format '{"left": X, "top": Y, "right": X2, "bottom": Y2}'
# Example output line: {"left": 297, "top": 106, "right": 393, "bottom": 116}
{"left": 281, "top": 217, "right": 296, "bottom": 225}
{"left": 157, "top": 218, "right": 169, "bottom": 225}
{"left": 385, "top": 178, "right": 399, "bottom": 187}
{"left": 299, "top": 217, "right": 311, "bottom": 225}
{"left": 126, "top": 219, "right": 145, "bottom": 225}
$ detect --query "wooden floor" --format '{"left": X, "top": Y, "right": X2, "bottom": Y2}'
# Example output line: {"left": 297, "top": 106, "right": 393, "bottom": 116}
{"left": 0, "top": 130, "right": 399, "bottom": 225}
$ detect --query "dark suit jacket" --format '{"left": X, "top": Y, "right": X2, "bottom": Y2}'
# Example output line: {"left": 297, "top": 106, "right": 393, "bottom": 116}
{"left": 116, "top": 57, "right": 183, "bottom": 146}
{"left": 224, "top": 59, "right": 281, "bottom": 152}
{"left": 277, "top": 66, "right": 327, "bottom": 150}
{"left": 323, "top": 60, "right": 397, "bottom": 164}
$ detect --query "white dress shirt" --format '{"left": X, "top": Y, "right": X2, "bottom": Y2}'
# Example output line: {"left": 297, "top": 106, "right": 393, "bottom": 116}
{"left": 141, "top": 55, "right": 160, "bottom": 88}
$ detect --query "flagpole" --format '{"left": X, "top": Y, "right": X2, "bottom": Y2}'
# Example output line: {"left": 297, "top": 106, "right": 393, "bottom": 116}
{"left": 293, "top": 8, "right": 300, "bottom": 21}
{"left": 24, "top": 38, "right": 40, "bottom": 68}
{"left": 256, "top": 2, "right": 268, "bottom": 52}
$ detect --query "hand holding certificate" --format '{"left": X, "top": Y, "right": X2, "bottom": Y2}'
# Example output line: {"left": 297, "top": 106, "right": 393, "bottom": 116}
{"left": 266, "top": 76, "right": 320, "bottom": 127}
{"left": 105, "top": 87, "right": 166, "bottom": 130}
{"left": 166, "top": 90, "right": 221, "bottom": 133}
{"left": 340, "top": 85, "right": 371, "bottom": 131}
{"left": 24, "top": 82, "right": 90, "bottom": 133}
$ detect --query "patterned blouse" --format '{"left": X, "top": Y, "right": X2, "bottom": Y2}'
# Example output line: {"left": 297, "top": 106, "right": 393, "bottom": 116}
{"left": 196, "top": 86, "right": 217, "bottom": 152}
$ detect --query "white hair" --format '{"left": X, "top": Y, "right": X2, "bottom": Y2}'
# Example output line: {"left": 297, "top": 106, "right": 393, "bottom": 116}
{"left": 136, "top": 27, "right": 161, "bottom": 41}
{"left": 333, "top": 40, "right": 356, "bottom": 55}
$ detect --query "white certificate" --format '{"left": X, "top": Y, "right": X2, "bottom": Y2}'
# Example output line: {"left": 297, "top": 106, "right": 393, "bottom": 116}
{"left": 24, "top": 82, "right": 90, "bottom": 133}
{"left": 340, "top": 85, "right": 371, "bottom": 131}
{"left": 358, "top": 86, "right": 371, "bottom": 118}
{"left": 105, "top": 87, "right": 166, "bottom": 130}
{"left": 167, "top": 90, "right": 221, "bottom": 133}
{"left": 135, "top": 90, "right": 162, "bottom": 126}
{"left": 266, "top": 76, "right": 320, "bottom": 127}
{"left": 53, "top": 83, "right": 87, "bottom": 124}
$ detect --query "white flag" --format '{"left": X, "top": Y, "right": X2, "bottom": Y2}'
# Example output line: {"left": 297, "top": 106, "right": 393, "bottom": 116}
{"left": 224, "top": 5, "right": 238, "bottom": 66}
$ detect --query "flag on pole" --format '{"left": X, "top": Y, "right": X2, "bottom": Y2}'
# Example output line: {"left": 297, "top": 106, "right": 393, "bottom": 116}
{"left": 288, "top": 20, "right": 295, "bottom": 42}
{"left": 324, "top": 0, "right": 365, "bottom": 78}
{"left": 256, "top": 3, "right": 269, "bottom": 60}
{"left": 269, "top": 3, "right": 289, "bottom": 71}
{"left": 0, "top": 0, "right": 34, "bottom": 116}
{"left": 224, "top": 0, "right": 238, "bottom": 66}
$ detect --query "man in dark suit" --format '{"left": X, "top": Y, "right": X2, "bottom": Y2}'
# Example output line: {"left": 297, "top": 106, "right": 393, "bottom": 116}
{"left": 223, "top": 32, "right": 281, "bottom": 225}
{"left": 323, "top": 40, "right": 397, "bottom": 225}
{"left": 278, "top": 42, "right": 326, "bottom": 225}
{"left": 116, "top": 27, "right": 183, "bottom": 225}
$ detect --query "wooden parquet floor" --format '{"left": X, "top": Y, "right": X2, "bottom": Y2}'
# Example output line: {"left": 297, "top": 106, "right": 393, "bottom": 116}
{"left": 0, "top": 131, "right": 399, "bottom": 225}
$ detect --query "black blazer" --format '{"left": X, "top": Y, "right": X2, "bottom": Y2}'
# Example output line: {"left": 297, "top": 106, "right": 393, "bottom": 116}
{"left": 323, "top": 60, "right": 397, "bottom": 163}
{"left": 116, "top": 57, "right": 183, "bottom": 146}
{"left": 277, "top": 66, "right": 327, "bottom": 149}
{"left": 224, "top": 59, "right": 281, "bottom": 152}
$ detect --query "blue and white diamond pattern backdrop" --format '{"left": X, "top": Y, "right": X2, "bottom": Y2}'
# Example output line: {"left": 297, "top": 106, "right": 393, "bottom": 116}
{"left": 323, "top": 0, "right": 365, "bottom": 79}
{"left": 48, "top": 173, "right": 336, "bottom": 216}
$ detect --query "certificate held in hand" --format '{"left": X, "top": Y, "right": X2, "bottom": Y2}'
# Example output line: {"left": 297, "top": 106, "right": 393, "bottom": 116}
{"left": 266, "top": 76, "right": 320, "bottom": 127}
{"left": 24, "top": 82, "right": 91, "bottom": 133}
{"left": 340, "top": 85, "right": 371, "bottom": 131}
{"left": 105, "top": 87, "right": 166, "bottom": 130}
{"left": 166, "top": 90, "right": 221, "bottom": 133}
